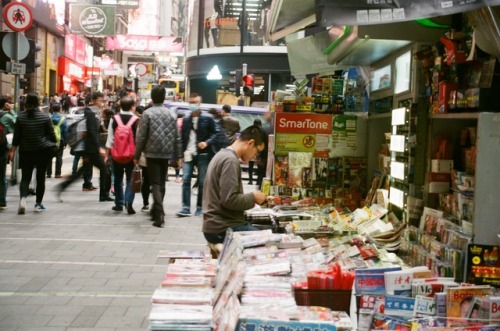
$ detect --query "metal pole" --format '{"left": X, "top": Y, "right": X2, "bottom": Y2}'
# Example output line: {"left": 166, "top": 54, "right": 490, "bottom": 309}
{"left": 10, "top": 32, "right": 21, "bottom": 183}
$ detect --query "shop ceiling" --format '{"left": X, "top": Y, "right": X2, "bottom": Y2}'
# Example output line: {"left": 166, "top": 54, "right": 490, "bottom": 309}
{"left": 268, "top": 0, "right": 500, "bottom": 74}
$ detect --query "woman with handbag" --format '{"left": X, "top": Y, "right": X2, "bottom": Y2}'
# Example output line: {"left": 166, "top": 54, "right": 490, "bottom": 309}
{"left": 10, "top": 93, "right": 57, "bottom": 214}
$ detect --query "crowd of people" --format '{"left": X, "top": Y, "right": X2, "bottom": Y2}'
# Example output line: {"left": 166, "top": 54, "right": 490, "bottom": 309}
{"left": 1, "top": 87, "right": 269, "bottom": 242}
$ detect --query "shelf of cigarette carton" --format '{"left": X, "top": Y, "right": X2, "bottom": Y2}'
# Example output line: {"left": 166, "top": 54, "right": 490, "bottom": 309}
{"left": 429, "top": 112, "right": 480, "bottom": 120}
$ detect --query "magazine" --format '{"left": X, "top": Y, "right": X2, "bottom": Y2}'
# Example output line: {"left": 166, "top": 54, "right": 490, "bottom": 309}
{"left": 445, "top": 285, "right": 493, "bottom": 319}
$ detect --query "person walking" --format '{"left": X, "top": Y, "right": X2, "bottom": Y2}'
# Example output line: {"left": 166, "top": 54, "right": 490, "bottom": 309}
{"left": 176, "top": 94, "right": 218, "bottom": 218}
{"left": 46, "top": 103, "right": 67, "bottom": 179}
{"left": 134, "top": 85, "right": 181, "bottom": 227}
{"left": 55, "top": 105, "right": 113, "bottom": 203}
{"left": 11, "top": 93, "right": 57, "bottom": 214}
{"left": 135, "top": 105, "right": 152, "bottom": 212}
{"left": 106, "top": 96, "right": 139, "bottom": 214}
{"left": 0, "top": 96, "right": 17, "bottom": 210}
{"left": 220, "top": 104, "right": 240, "bottom": 145}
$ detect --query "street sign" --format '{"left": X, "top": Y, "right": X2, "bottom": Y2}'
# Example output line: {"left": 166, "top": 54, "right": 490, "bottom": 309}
{"left": 3, "top": 2, "right": 33, "bottom": 32}
{"left": 1, "top": 32, "right": 30, "bottom": 61}
{"left": 7, "top": 62, "right": 26, "bottom": 75}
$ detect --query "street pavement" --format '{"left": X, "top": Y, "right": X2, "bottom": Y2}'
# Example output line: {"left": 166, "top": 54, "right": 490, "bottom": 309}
{"left": 0, "top": 150, "right": 252, "bottom": 330}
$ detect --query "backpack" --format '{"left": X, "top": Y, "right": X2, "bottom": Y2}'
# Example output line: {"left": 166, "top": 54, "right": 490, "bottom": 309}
{"left": 0, "top": 113, "right": 7, "bottom": 150}
{"left": 52, "top": 116, "right": 64, "bottom": 147}
{"left": 66, "top": 118, "right": 85, "bottom": 149}
{"left": 110, "top": 114, "right": 138, "bottom": 164}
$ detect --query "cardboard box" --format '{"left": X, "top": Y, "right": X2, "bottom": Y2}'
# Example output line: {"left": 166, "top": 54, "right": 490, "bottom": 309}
{"left": 431, "top": 160, "right": 453, "bottom": 173}
{"left": 219, "top": 28, "right": 240, "bottom": 46}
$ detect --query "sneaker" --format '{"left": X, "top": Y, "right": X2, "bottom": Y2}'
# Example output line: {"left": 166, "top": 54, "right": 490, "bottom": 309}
{"left": 18, "top": 198, "right": 26, "bottom": 215}
{"left": 0, "top": 205, "right": 7, "bottom": 210}
{"left": 194, "top": 208, "right": 203, "bottom": 216}
{"left": 141, "top": 205, "right": 149, "bottom": 212}
{"left": 112, "top": 206, "right": 123, "bottom": 212}
{"left": 176, "top": 208, "right": 192, "bottom": 217}
{"left": 175, "top": 178, "right": 182, "bottom": 183}
{"left": 34, "top": 203, "right": 47, "bottom": 212}
{"left": 46, "top": 174, "right": 52, "bottom": 178}
{"left": 55, "top": 175, "right": 62, "bottom": 178}
{"left": 83, "top": 186, "right": 98, "bottom": 191}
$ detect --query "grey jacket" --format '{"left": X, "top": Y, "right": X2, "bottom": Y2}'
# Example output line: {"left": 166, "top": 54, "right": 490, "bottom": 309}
{"left": 134, "top": 104, "right": 181, "bottom": 160}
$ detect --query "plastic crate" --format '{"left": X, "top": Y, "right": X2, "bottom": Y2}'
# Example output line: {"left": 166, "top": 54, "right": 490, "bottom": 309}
{"left": 293, "top": 289, "right": 352, "bottom": 314}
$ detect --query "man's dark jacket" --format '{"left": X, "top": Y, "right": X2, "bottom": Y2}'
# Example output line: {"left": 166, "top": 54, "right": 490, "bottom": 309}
{"left": 181, "top": 114, "right": 218, "bottom": 156}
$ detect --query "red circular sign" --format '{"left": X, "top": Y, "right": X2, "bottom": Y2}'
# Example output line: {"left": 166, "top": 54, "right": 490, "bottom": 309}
{"left": 3, "top": 2, "right": 33, "bottom": 32}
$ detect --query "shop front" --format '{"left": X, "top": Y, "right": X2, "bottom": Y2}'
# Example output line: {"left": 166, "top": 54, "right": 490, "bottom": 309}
{"left": 57, "top": 57, "right": 85, "bottom": 94}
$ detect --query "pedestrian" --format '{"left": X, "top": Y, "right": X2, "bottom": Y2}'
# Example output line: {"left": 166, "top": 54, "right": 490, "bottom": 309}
{"left": 105, "top": 96, "right": 139, "bottom": 214}
{"left": 220, "top": 104, "right": 240, "bottom": 145}
{"left": 55, "top": 106, "right": 113, "bottom": 203}
{"left": 0, "top": 96, "right": 17, "bottom": 210}
{"left": 202, "top": 124, "right": 267, "bottom": 245}
{"left": 100, "top": 108, "right": 115, "bottom": 196}
{"left": 134, "top": 85, "right": 181, "bottom": 227}
{"left": 46, "top": 102, "right": 67, "bottom": 179}
{"left": 176, "top": 93, "right": 218, "bottom": 218}
{"left": 135, "top": 105, "right": 151, "bottom": 212}
{"left": 11, "top": 93, "right": 57, "bottom": 214}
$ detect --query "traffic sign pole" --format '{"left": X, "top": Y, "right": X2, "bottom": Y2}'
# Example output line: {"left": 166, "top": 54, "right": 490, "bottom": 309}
{"left": 11, "top": 32, "right": 21, "bottom": 184}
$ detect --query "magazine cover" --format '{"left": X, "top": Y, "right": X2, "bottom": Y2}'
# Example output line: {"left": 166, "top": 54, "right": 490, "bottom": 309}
{"left": 467, "top": 244, "right": 500, "bottom": 287}
{"left": 287, "top": 152, "right": 312, "bottom": 188}
{"left": 445, "top": 285, "right": 493, "bottom": 319}
{"left": 273, "top": 155, "right": 289, "bottom": 186}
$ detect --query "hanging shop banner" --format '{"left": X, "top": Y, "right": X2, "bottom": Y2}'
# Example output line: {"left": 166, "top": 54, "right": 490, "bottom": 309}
{"left": 98, "top": 0, "right": 140, "bottom": 9}
{"left": 275, "top": 113, "right": 333, "bottom": 134}
{"left": 69, "top": 4, "right": 116, "bottom": 36}
{"left": 58, "top": 57, "right": 85, "bottom": 81}
{"left": 315, "top": 0, "right": 500, "bottom": 27}
{"left": 106, "top": 35, "right": 183, "bottom": 53}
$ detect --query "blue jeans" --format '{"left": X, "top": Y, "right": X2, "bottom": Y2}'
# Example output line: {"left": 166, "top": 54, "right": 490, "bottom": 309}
{"left": 72, "top": 152, "right": 93, "bottom": 187}
{"left": 112, "top": 160, "right": 135, "bottom": 208}
{"left": 0, "top": 151, "right": 7, "bottom": 206}
{"left": 181, "top": 153, "right": 209, "bottom": 210}
{"left": 203, "top": 222, "right": 258, "bottom": 244}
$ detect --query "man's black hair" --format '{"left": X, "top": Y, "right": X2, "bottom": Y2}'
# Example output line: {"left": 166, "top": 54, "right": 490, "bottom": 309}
{"left": 52, "top": 103, "right": 61, "bottom": 111}
{"left": 120, "top": 96, "right": 134, "bottom": 112}
{"left": 151, "top": 85, "right": 166, "bottom": 104}
{"left": 222, "top": 104, "right": 231, "bottom": 113}
{"left": 239, "top": 124, "right": 267, "bottom": 147}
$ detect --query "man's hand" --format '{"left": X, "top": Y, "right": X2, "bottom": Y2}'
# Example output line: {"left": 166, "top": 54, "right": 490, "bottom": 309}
{"left": 197, "top": 141, "right": 208, "bottom": 150}
{"left": 253, "top": 191, "right": 267, "bottom": 205}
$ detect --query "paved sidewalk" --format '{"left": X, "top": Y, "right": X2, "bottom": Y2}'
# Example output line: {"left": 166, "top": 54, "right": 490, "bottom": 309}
{"left": 0, "top": 152, "right": 211, "bottom": 330}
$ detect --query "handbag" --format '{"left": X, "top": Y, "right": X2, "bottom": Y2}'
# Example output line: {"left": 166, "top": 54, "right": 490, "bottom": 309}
{"left": 131, "top": 165, "right": 142, "bottom": 193}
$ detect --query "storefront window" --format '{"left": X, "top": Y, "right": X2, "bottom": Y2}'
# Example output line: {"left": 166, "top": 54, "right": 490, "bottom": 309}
{"left": 193, "top": 0, "right": 276, "bottom": 51}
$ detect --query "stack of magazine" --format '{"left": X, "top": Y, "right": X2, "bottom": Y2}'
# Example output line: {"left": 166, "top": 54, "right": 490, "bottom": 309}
{"left": 149, "top": 256, "right": 217, "bottom": 330}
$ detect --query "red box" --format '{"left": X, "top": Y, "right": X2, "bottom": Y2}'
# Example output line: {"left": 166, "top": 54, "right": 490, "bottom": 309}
{"left": 438, "top": 81, "right": 459, "bottom": 113}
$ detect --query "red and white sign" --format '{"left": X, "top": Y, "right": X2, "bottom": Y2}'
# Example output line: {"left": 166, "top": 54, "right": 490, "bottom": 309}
{"left": 58, "top": 57, "right": 85, "bottom": 80}
{"left": 275, "top": 113, "right": 333, "bottom": 134}
{"left": 3, "top": 2, "right": 33, "bottom": 32}
{"left": 106, "top": 35, "right": 183, "bottom": 53}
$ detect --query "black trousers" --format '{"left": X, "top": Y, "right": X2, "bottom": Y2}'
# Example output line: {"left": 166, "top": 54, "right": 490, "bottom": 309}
{"left": 146, "top": 158, "right": 169, "bottom": 219}
{"left": 61, "top": 152, "right": 110, "bottom": 199}
{"left": 19, "top": 148, "right": 52, "bottom": 204}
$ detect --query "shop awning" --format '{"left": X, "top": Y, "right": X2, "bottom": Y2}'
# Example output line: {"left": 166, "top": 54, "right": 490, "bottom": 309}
{"left": 268, "top": 0, "right": 316, "bottom": 42}
{"left": 269, "top": 0, "right": 500, "bottom": 69}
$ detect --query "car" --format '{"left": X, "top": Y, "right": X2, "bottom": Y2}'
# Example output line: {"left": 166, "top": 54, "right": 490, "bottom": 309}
{"left": 66, "top": 106, "right": 101, "bottom": 126}
{"left": 164, "top": 101, "right": 269, "bottom": 132}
